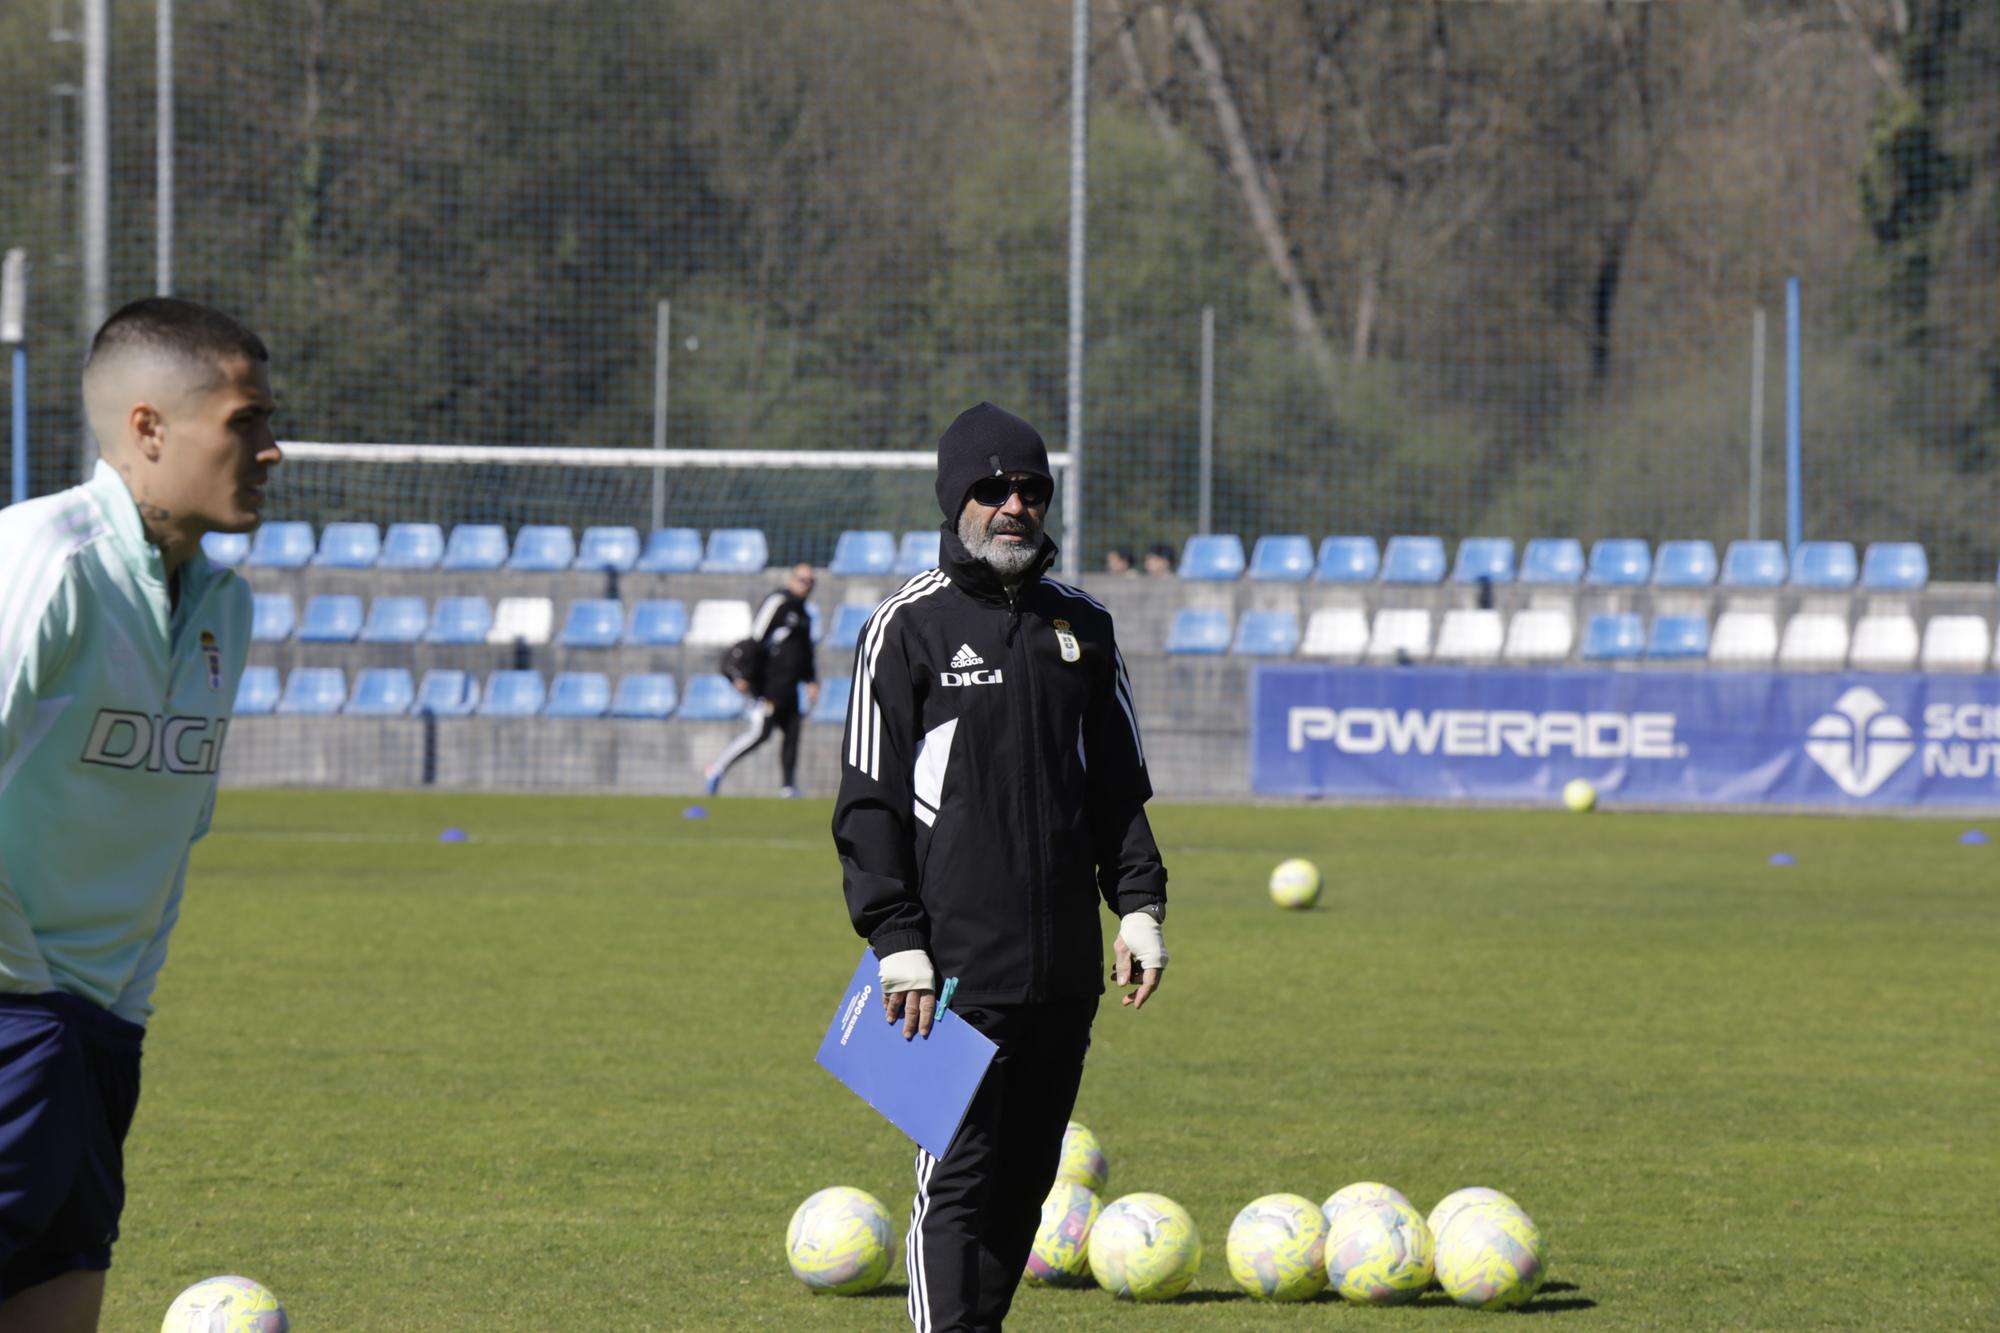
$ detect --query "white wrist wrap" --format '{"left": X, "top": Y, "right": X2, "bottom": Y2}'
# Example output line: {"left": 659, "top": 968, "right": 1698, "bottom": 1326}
{"left": 877, "top": 949, "right": 935, "bottom": 994}
{"left": 1118, "top": 912, "right": 1168, "bottom": 971}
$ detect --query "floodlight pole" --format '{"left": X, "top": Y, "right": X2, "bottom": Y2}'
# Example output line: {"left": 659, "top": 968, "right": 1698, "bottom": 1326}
{"left": 156, "top": 0, "right": 173, "bottom": 294}
{"left": 651, "top": 298, "right": 670, "bottom": 532}
{"left": 1197, "top": 305, "right": 1214, "bottom": 535}
{"left": 80, "top": 0, "right": 109, "bottom": 474}
{"left": 1784, "top": 277, "right": 1801, "bottom": 552}
{"left": 4, "top": 250, "right": 26, "bottom": 505}
{"left": 1747, "top": 305, "right": 1765, "bottom": 541}
{"left": 1062, "top": 0, "right": 1087, "bottom": 579}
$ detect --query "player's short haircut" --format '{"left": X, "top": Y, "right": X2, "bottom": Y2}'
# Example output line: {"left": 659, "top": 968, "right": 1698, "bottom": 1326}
{"left": 84, "top": 297, "right": 268, "bottom": 393}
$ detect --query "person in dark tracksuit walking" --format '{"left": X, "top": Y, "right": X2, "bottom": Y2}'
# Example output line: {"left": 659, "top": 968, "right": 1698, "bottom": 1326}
{"left": 832, "top": 402, "right": 1169, "bottom": 1332}
{"left": 704, "top": 562, "right": 819, "bottom": 797}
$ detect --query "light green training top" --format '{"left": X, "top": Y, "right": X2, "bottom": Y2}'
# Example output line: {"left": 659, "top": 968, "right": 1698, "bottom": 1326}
{"left": 0, "top": 460, "right": 251, "bottom": 1025}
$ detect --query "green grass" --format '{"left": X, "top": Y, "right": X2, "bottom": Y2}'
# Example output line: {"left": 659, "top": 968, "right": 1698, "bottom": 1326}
{"left": 106, "top": 791, "right": 1996, "bottom": 1330}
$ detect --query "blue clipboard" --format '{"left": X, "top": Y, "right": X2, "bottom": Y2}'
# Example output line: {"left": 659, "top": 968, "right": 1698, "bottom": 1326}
{"left": 814, "top": 949, "right": 997, "bottom": 1159}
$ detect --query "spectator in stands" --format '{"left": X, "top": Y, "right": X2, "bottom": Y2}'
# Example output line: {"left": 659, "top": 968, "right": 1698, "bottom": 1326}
{"left": 1103, "top": 545, "right": 1135, "bottom": 574}
{"left": 1143, "top": 542, "right": 1175, "bottom": 576}
{"left": 703, "top": 563, "right": 820, "bottom": 798}
{"left": 0, "top": 297, "right": 277, "bottom": 1329}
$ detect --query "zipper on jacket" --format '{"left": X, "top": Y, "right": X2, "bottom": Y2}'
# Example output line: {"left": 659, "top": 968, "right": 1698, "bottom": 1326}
{"left": 1008, "top": 586, "right": 1053, "bottom": 1001}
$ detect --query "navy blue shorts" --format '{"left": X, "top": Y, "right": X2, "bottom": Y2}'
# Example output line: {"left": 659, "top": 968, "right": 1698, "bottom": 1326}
{"left": 0, "top": 992, "right": 144, "bottom": 1299}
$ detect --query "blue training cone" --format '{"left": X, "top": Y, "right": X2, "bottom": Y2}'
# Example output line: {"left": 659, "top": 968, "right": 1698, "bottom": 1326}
{"left": 1768, "top": 852, "right": 1796, "bottom": 866}
{"left": 682, "top": 805, "right": 708, "bottom": 820}
{"left": 1961, "top": 830, "right": 1991, "bottom": 846}
{"left": 438, "top": 827, "right": 468, "bottom": 843}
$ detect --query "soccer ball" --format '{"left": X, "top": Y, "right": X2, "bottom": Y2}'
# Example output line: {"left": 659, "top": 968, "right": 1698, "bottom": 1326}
{"left": 1563, "top": 778, "right": 1598, "bottom": 812}
{"left": 1088, "top": 1192, "right": 1202, "bottom": 1302}
{"left": 1426, "top": 1185, "right": 1523, "bottom": 1242}
{"left": 1320, "top": 1179, "right": 1412, "bottom": 1229}
{"left": 785, "top": 1186, "right": 896, "bottom": 1295}
{"left": 1325, "top": 1197, "right": 1434, "bottom": 1305}
{"left": 1225, "top": 1192, "right": 1328, "bottom": 1302}
{"left": 1056, "top": 1120, "right": 1108, "bottom": 1193}
{"left": 1267, "top": 858, "right": 1321, "bottom": 909}
{"left": 1024, "top": 1178, "right": 1100, "bottom": 1287}
{"left": 161, "top": 1276, "right": 290, "bottom": 1333}
{"left": 1434, "top": 1200, "right": 1546, "bottom": 1309}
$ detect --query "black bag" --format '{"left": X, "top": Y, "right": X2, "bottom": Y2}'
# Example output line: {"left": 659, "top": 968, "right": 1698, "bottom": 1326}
{"left": 720, "top": 637, "right": 767, "bottom": 693}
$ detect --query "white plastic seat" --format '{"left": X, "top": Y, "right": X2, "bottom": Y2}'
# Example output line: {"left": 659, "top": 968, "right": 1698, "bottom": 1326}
{"left": 685, "top": 598, "right": 754, "bottom": 648}
{"left": 1919, "top": 615, "right": 1992, "bottom": 672}
{"left": 1709, "top": 609, "right": 1778, "bottom": 665}
{"left": 1432, "top": 609, "right": 1504, "bottom": 663}
{"left": 1777, "top": 612, "right": 1849, "bottom": 669}
{"left": 485, "top": 596, "right": 554, "bottom": 646}
{"left": 1365, "top": 608, "right": 1432, "bottom": 662}
{"left": 1847, "top": 613, "right": 1918, "bottom": 670}
{"left": 1299, "top": 607, "right": 1369, "bottom": 660}
{"left": 1502, "top": 609, "right": 1574, "bottom": 663}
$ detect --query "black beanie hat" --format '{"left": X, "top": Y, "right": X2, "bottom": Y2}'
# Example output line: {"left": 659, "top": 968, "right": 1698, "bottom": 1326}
{"left": 935, "top": 402, "right": 1052, "bottom": 520}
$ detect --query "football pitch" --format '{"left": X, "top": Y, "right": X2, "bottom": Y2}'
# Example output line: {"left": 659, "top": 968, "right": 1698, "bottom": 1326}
{"left": 110, "top": 790, "right": 1993, "bottom": 1330}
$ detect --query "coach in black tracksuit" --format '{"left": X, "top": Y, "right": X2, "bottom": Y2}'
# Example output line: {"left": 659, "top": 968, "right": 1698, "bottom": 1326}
{"left": 704, "top": 562, "right": 819, "bottom": 796}
{"left": 833, "top": 402, "right": 1169, "bottom": 1332}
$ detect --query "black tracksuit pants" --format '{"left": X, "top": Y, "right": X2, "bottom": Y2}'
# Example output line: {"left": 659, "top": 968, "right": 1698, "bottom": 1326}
{"left": 709, "top": 693, "right": 803, "bottom": 787}
{"left": 905, "top": 998, "right": 1096, "bottom": 1332}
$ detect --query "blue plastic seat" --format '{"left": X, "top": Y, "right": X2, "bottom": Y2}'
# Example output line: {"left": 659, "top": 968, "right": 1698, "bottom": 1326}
{"left": 360, "top": 596, "right": 428, "bottom": 645}
{"left": 296, "top": 594, "right": 364, "bottom": 643}
{"left": 276, "top": 667, "right": 346, "bottom": 715}
{"left": 1315, "top": 536, "right": 1380, "bottom": 583}
{"left": 1653, "top": 540, "right": 1718, "bottom": 588}
{"left": 1381, "top": 535, "right": 1447, "bottom": 585}
{"left": 1647, "top": 614, "right": 1710, "bottom": 660}
{"left": 700, "top": 529, "right": 769, "bottom": 574}
{"left": 678, "top": 673, "right": 750, "bottom": 721}
{"left": 1581, "top": 612, "right": 1646, "bottom": 661}
{"left": 1860, "top": 541, "right": 1928, "bottom": 591}
{"left": 250, "top": 593, "right": 295, "bottom": 643}
{"left": 1451, "top": 537, "right": 1516, "bottom": 586}
{"left": 477, "top": 671, "right": 546, "bottom": 717}
{"left": 1520, "top": 537, "right": 1585, "bottom": 586}
{"left": 201, "top": 531, "right": 249, "bottom": 567}
{"left": 636, "top": 527, "right": 703, "bottom": 574}
{"left": 1587, "top": 539, "right": 1652, "bottom": 587}
{"left": 625, "top": 599, "right": 689, "bottom": 647}
{"left": 1721, "top": 540, "right": 1787, "bottom": 588}
{"left": 610, "top": 673, "right": 679, "bottom": 719}
{"left": 425, "top": 596, "right": 494, "bottom": 645}
{"left": 826, "top": 603, "right": 873, "bottom": 651}
{"left": 894, "top": 530, "right": 941, "bottom": 575}
{"left": 379, "top": 522, "right": 445, "bottom": 570}
{"left": 234, "top": 665, "right": 281, "bottom": 715}
{"left": 414, "top": 669, "right": 479, "bottom": 717}
{"left": 313, "top": 522, "right": 381, "bottom": 568}
{"left": 558, "top": 599, "right": 624, "bottom": 649}
{"left": 248, "top": 521, "right": 315, "bottom": 569}
{"left": 1231, "top": 610, "right": 1300, "bottom": 656}
{"left": 1248, "top": 535, "right": 1314, "bottom": 582}
{"left": 442, "top": 524, "right": 509, "bottom": 571}
{"left": 1164, "top": 607, "right": 1232, "bottom": 654}
{"left": 1178, "top": 534, "right": 1246, "bottom": 581}
{"left": 544, "top": 672, "right": 611, "bottom": 718}
{"left": 574, "top": 525, "right": 641, "bottom": 573}
{"left": 1790, "top": 540, "right": 1858, "bottom": 589}
{"left": 346, "top": 667, "right": 414, "bottom": 716}
{"left": 811, "top": 676, "right": 852, "bottom": 724}
{"left": 508, "top": 525, "right": 575, "bottom": 572}
{"left": 829, "top": 530, "right": 897, "bottom": 576}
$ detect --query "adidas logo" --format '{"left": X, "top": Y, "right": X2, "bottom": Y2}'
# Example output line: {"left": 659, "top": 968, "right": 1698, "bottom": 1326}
{"left": 949, "top": 644, "right": 985, "bottom": 669}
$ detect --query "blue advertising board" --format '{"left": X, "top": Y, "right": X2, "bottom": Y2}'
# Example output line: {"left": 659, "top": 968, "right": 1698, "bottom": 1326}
{"left": 1251, "top": 666, "right": 2000, "bottom": 809}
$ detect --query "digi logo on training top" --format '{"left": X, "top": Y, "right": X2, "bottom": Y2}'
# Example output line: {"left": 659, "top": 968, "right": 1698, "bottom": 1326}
{"left": 79, "top": 710, "right": 230, "bottom": 775}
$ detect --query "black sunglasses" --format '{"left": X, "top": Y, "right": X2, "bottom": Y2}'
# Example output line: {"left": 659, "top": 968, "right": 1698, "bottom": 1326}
{"left": 968, "top": 474, "right": 1052, "bottom": 508}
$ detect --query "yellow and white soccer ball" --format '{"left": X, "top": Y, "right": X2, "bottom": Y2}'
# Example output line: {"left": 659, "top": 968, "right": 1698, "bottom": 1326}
{"left": 161, "top": 1276, "right": 290, "bottom": 1333}
{"left": 1088, "top": 1192, "right": 1202, "bottom": 1302}
{"left": 785, "top": 1186, "right": 896, "bottom": 1295}
{"left": 1024, "top": 1178, "right": 1100, "bottom": 1287}
{"left": 1225, "top": 1192, "right": 1328, "bottom": 1302}
{"left": 1563, "top": 778, "right": 1598, "bottom": 812}
{"left": 1324, "top": 1197, "right": 1434, "bottom": 1305}
{"left": 1267, "top": 857, "right": 1322, "bottom": 909}
{"left": 1320, "top": 1179, "right": 1413, "bottom": 1229}
{"left": 1056, "top": 1119, "right": 1109, "bottom": 1193}
{"left": 1434, "top": 1200, "right": 1547, "bottom": 1309}
{"left": 1426, "top": 1185, "right": 1524, "bottom": 1242}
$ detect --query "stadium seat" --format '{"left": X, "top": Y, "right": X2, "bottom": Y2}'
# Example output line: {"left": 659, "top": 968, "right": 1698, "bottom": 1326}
{"left": 1587, "top": 539, "right": 1651, "bottom": 587}
{"left": 1314, "top": 536, "right": 1380, "bottom": 583}
{"left": 477, "top": 671, "right": 545, "bottom": 717}
{"left": 1380, "top": 535, "right": 1446, "bottom": 585}
{"left": 1581, "top": 612, "right": 1645, "bottom": 661}
{"left": 700, "top": 528, "right": 769, "bottom": 574}
{"left": 1178, "top": 534, "right": 1247, "bottom": 581}
{"left": 1432, "top": 608, "right": 1504, "bottom": 663}
{"left": 201, "top": 531, "right": 249, "bottom": 567}
{"left": 234, "top": 665, "right": 281, "bottom": 715}
{"left": 425, "top": 597, "right": 494, "bottom": 645}
{"left": 487, "top": 597, "right": 554, "bottom": 646}
{"left": 1652, "top": 540, "right": 1718, "bottom": 588}
{"left": 1790, "top": 540, "right": 1858, "bottom": 589}
{"left": 626, "top": 599, "right": 689, "bottom": 647}
{"left": 1848, "top": 612, "right": 1919, "bottom": 670}
{"left": 1450, "top": 537, "right": 1516, "bottom": 586}
{"left": 313, "top": 521, "right": 381, "bottom": 568}
{"left": 442, "top": 524, "right": 509, "bottom": 571}
{"left": 1919, "top": 615, "right": 1992, "bottom": 672}
{"left": 1231, "top": 610, "right": 1299, "bottom": 656}
{"left": 1503, "top": 609, "right": 1575, "bottom": 662}
{"left": 1720, "top": 540, "right": 1787, "bottom": 588}
{"left": 295, "top": 594, "right": 364, "bottom": 643}
{"left": 686, "top": 599, "right": 753, "bottom": 648}
{"left": 379, "top": 522, "right": 445, "bottom": 570}
{"left": 574, "top": 525, "right": 641, "bottom": 573}
{"left": 508, "top": 525, "right": 576, "bottom": 572}
{"left": 1709, "top": 609, "right": 1778, "bottom": 664}
{"left": 1248, "top": 535, "right": 1314, "bottom": 582}
{"left": 414, "top": 669, "right": 479, "bottom": 716}
{"left": 829, "top": 530, "right": 897, "bottom": 576}
{"left": 810, "top": 676, "right": 852, "bottom": 724}
{"left": 558, "top": 599, "right": 624, "bottom": 649}
{"left": 894, "top": 530, "right": 941, "bottom": 575}
{"left": 1298, "top": 607, "right": 1369, "bottom": 660}
{"left": 826, "top": 603, "right": 873, "bottom": 652}
{"left": 1164, "top": 607, "right": 1231, "bottom": 654}
{"left": 247, "top": 520, "right": 315, "bottom": 569}
{"left": 609, "top": 673, "right": 679, "bottom": 719}
{"left": 1646, "top": 614, "right": 1711, "bottom": 660}
{"left": 1778, "top": 612, "right": 1850, "bottom": 668}
{"left": 346, "top": 667, "right": 415, "bottom": 717}
{"left": 544, "top": 671, "right": 611, "bottom": 718}
{"left": 1366, "top": 608, "right": 1433, "bottom": 661}
{"left": 250, "top": 593, "right": 295, "bottom": 643}
{"left": 360, "top": 596, "right": 428, "bottom": 645}
{"left": 276, "top": 667, "right": 347, "bottom": 715}
{"left": 1519, "top": 538, "right": 1584, "bottom": 586}
{"left": 678, "top": 673, "right": 750, "bottom": 721}
{"left": 1860, "top": 541, "right": 1928, "bottom": 591}
{"left": 636, "top": 527, "right": 704, "bottom": 573}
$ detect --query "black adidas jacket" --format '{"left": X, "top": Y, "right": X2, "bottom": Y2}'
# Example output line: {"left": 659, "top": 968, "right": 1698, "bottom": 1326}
{"left": 832, "top": 526, "right": 1167, "bottom": 1004}
{"left": 749, "top": 587, "right": 817, "bottom": 700}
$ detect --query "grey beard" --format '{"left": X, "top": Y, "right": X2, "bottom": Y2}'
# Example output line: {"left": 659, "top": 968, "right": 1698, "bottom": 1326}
{"left": 958, "top": 509, "right": 1042, "bottom": 582}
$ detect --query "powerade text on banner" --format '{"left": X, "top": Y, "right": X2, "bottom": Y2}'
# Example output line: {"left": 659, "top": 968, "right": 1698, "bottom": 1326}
{"left": 1251, "top": 666, "right": 2000, "bottom": 808}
